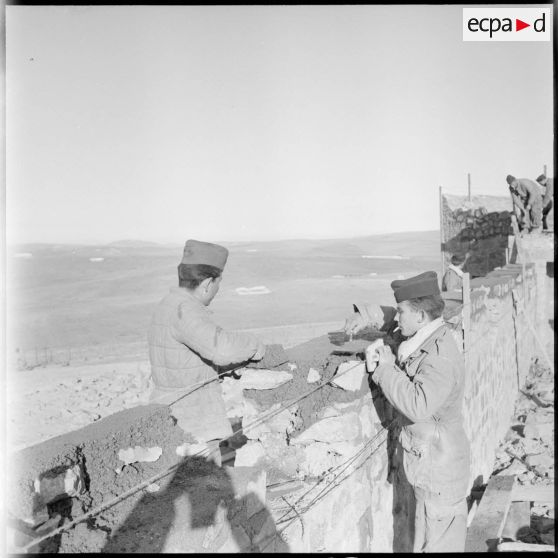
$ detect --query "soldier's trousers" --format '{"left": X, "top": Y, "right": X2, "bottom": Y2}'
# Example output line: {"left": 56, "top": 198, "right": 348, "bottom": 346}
{"left": 542, "top": 199, "right": 553, "bottom": 230}
{"left": 413, "top": 486, "right": 468, "bottom": 553}
{"left": 526, "top": 198, "right": 543, "bottom": 230}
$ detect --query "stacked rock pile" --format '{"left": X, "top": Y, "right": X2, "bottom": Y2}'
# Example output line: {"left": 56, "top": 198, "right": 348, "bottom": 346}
{"left": 491, "top": 359, "right": 554, "bottom": 546}
{"left": 441, "top": 194, "right": 513, "bottom": 277}
{"left": 450, "top": 207, "right": 513, "bottom": 242}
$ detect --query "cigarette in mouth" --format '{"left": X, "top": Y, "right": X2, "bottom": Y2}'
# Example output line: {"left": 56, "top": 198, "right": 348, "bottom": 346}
{"left": 393, "top": 326, "right": 400, "bottom": 332}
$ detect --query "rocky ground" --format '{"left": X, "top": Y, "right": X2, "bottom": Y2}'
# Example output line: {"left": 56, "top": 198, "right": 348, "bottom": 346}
{"left": 491, "top": 357, "right": 554, "bottom": 547}
{"left": 7, "top": 360, "right": 153, "bottom": 451}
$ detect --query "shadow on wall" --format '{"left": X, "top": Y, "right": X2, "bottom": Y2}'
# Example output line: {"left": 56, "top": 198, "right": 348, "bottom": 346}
{"left": 443, "top": 231, "right": 509, "bottom": 279}
{"left": 370, "top": 384, "right": 415, "bottom": 553}
{"left": 103, "top": 457, "right": 289, "bottom": 553}
{"left": 441, "top": 200, "right": 513, "bottom": 278}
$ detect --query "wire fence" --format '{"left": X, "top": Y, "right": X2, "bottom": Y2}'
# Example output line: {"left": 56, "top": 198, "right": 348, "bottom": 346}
{"left": 13, "top": 342, "right": 149, "bottom": 370}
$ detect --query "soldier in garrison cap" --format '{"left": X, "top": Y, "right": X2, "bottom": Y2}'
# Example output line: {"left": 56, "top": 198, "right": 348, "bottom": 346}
{"left": 536, "top": 173, "right": 554, "bottom": 231}
{"left": 147, "top": 239, "right": 266, "bottom": 465}
{"left": 347, "top": 271, "right": 471, "bottom": 552}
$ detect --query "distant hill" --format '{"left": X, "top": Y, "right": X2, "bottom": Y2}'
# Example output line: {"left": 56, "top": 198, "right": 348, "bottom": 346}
{"left": 107, "top": 239, "right": 164, "bottom": 248}
{"left": 7, "top": 230, "right": 441, "bottom": 353}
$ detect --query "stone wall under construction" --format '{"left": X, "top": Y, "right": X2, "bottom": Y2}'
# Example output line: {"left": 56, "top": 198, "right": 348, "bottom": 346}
{"left": 7, "top": 262, "right": 543, "bottom": 553}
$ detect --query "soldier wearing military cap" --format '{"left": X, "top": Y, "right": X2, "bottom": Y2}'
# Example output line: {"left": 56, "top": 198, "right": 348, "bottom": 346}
{"left": 349, "top": 271, "right": 470, "bottom": 552}
{"left": 147, "top": 239, "right": 266, "bottom": 464}
{"left": 506, "top": 174, "right": 544, "bottom": 233}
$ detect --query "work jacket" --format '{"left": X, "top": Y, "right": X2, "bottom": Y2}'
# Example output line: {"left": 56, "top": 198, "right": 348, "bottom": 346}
{"left": 510, "top": 178, "right": 543, "bottom": 209}
{"left": 373, "top": 323, "right": 471, "bottom": 500}
{"left": 148, "top": 287, "right": 264, "bottom": 442}
{"left": 441, "top": 265, "right": 464, "bottom": 292}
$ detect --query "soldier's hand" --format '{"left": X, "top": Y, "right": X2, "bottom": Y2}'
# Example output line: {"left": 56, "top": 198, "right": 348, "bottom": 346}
{"left": 365, "top": 339, "right": 384, "bottom": 373}
{"left": 253, "top": 342, "right": 266, "bottom": 361}
{"left": 376, "top": 345, "right": 396, "bottom": 367}
{"left": 343, "top": 313, "right": 367, "bottom": 335}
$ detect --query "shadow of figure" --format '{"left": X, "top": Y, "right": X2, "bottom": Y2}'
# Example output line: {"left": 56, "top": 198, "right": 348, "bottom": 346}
{"left": 369, "top": 383, "right": 415, "bottom": 553}
{"left": 102, "top": 456, "right": 289, "bottom": 553}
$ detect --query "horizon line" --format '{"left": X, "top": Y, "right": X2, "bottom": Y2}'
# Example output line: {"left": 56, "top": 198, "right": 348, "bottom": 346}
{"left": 7, "top": 229, "right": 441, "bottom": 248}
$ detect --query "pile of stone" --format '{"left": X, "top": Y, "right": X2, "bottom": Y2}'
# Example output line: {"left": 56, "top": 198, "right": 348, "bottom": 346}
{"left": 492, "top": 359, "right": 554, "bottom": 546}
{"left": 450, "top": 207, "right": 513, "bottom": 242}
{"left": 441, "top": 194, "right": 514, "bottom": 277}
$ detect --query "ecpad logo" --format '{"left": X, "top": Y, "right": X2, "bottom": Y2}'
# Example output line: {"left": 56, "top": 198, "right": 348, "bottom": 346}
{"left": 463, "top": 8, "right": 551, "bottom": 41}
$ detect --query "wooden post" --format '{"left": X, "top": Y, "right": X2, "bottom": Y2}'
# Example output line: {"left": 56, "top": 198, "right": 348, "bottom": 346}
{"left": 439, "top": 185, "right": 445, "bottom": 278}
{"left": 467, "top": 173, "right": 471, "bottom": 201}
{"left": 465, "top": 475, "right": 515, "bottom": 552}
{"left": 462, "top": 272, "right": 471, "bottom": 354}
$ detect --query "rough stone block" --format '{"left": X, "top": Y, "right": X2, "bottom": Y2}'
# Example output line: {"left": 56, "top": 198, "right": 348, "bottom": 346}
{"left": 290, "top": 413, "right": 361, "bottom": 445}
{"left": 118, "top": 446, "right": 162, "bottom": 465}
{"left": 221, "top": 376, "right": 245, "bottom": 419}
{"left": 33, "top": 463, "right": 85, "bottom": 507}
{"left": 523, "top": 423, "right": 554, "bottom": 441}
{"left": 332, "top": 361, "right": 366, "bottom": 391}
{"left": 267, "top": 404, "right": 303, "bottom": 436}
{"left": 296, "top": 443, "right": 345, "bottom": 478}
{"left": 234, "top": 441, "right": 266, "bottom": 467}
{"left": 307, "top": 368, "right": 321, "bottom": 383}
{"left": 358, "top": 403, "right": 377, "bottom": 436}
{"left": 525, "top": 454, "right": 553, "bottom": 470}
{"left": 228, "top": 467, "right": 267, "bottom": 523}
{"left": 239, "top": 369, "right": 293, "bottom": 390}
{"left": 241, "top": 398, "right": 270, "bottom": 439}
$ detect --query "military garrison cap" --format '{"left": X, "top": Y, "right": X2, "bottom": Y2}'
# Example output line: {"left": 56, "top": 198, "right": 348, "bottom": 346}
{"left": 536, "top": 174, "right": 546, "bottom": 184}
{"left": 390, "top": 271, "right": 440, "bottom": 303}
{"left": 180, "top": 239, "right": 229, "bottom": 270}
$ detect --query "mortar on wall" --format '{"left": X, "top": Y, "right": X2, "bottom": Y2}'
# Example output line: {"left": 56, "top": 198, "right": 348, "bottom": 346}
{"left": 228, "top": 328, "right": 415, "bottom": 553}
{"left": 8, "top": 258, "right": 544, "bottom": 554}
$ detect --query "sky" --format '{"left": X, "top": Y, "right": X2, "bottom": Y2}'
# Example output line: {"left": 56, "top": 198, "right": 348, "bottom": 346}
{"left": 5, "top": 4, "right": 554, "bottom": 245}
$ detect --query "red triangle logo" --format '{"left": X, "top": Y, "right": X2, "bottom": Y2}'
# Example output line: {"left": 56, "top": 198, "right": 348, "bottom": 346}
{"left": 516, "top": 19, "right": 530, "bottom": 31}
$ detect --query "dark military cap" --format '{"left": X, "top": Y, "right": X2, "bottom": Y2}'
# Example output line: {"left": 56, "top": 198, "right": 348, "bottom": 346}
{"left": 180, "top": 239, "right": 229, "bottom": 271}
{"left": 536, "top": 174, "right": 546, "bottom": 184}
{"left": 390, "top": 271, "right": 440, "bottom": 303}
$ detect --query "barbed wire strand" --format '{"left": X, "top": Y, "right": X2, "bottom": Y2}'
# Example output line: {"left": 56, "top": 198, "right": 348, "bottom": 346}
{"left": 150, "top": 365, "right": 246, "bottom": 407}
{"left": 273, "top": 420, "right": 394, "bottom": 525}
{"left": 283, "top": 420, "right": 393, "bottom": 515}
{"left": 296, "top": 427, "right": 391, "bottom": 514}
{"left": 259, "top": 434, "right": 385, "bottom": 551}
{"left": 259, "top": 426, "right": 393, "bottom": 551}
{"left": 17, "top": 360, "right": 366, "bottom": 552}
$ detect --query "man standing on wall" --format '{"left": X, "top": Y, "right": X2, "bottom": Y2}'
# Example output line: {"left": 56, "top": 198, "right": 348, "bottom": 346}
{"left": 506, "top": 174, "right": 544, "bottom": 233}
{"left": 536, "top": 173, "right": 554, "bottom": 231}
{"left": 148, "top": 239, "right": 266, "bottom": 465}
{"left": 362, "top": 271, "right": 471, "bottom": 552}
